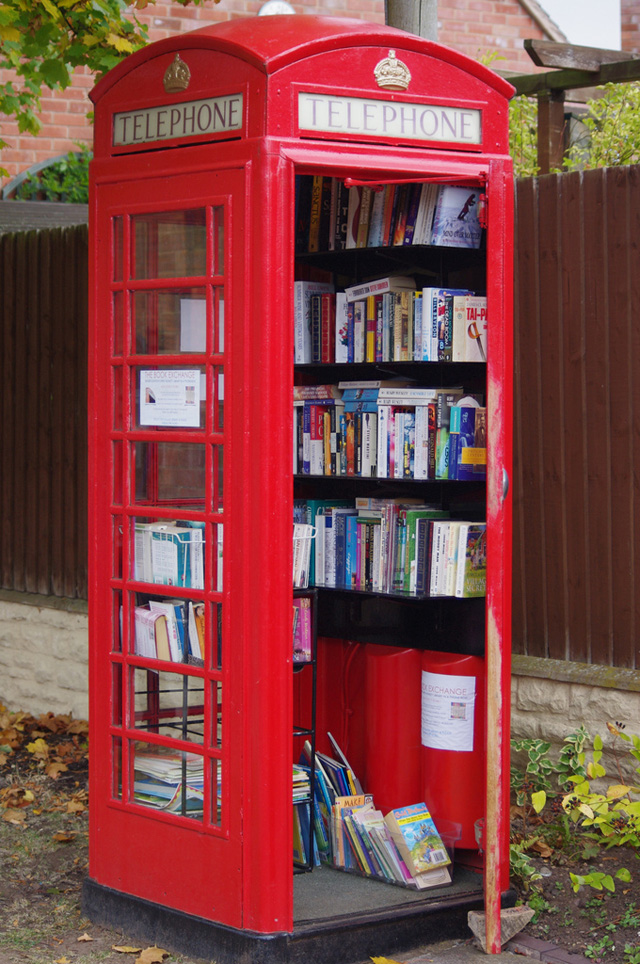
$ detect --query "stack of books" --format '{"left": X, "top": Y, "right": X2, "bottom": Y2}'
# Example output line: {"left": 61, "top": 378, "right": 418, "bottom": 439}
{"left": 298, "top": 737, "right": 455, "bottom": 889}
{"left": 293, "top": 277, "right": 487, "bottom": 367}
{"left": 296, "top": 175, "right": 483, "bottom": 255}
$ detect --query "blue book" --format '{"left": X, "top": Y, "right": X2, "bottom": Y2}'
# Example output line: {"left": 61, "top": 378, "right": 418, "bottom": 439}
{"left": 345, "top": 513, "right": 359, "bottom": 589}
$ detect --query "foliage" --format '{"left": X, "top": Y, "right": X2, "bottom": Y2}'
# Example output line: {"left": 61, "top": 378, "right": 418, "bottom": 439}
{"left": 513, "top": 723, "right": 640, "bottom": 896}
{"left": 509, "top": 95, "right": 539, "bottom": 178}
{"left": 510, "top": 80, "right": 640, "bottom": 177}
{"left": 0, "top": 0, "right": 216, "bottom": 175}
{"left": 564, "top": 82, "right": 640, "bottom": 171}
{"left": 511, "top": 727, "right": 589, "bottom": 806}
{"left": 13, "top": 143, "right": 91, "bottom": 202}
{"left": 509, "top": 841, "right": 542, "bottom": 890}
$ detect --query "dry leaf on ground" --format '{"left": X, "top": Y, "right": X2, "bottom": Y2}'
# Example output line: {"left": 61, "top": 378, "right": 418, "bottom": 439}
{"left": 136, "top": 946, "right": 170, "bottom": 963}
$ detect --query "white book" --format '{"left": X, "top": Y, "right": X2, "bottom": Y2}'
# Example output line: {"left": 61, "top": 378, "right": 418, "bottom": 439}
{"left": 344, "top": 274, "right": 415, "bottom": 302}
{"left": 376, "top": 405, "right": 390, "bottom": 479}
{"left": 353, "top": 300, "right": 365, "bottom": 363}
{"left": 335, "top": 292, "right": 349, "bottom": 364}
{"left": 414, "top": 405, "right": 430, "bottom": 480}
{"left": 360, "top": 411, "right": 377, "bottom": 478}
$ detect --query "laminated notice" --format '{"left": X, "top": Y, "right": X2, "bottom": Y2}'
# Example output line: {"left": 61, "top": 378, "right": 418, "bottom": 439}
{"left": 421, "top": 670, "right": 476, "bottom": 752}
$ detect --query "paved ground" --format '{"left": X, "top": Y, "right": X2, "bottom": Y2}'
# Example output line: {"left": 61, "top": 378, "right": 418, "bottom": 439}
{"left": 400, "top": 934, "right": 589, "bottom": 964}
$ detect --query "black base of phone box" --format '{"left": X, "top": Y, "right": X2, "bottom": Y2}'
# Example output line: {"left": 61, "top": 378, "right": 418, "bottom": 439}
{"left": 83, "top": 867, "right": 516, "bottom": 964}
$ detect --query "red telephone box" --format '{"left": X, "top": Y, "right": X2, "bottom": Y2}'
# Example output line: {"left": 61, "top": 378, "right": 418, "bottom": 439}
{"left": 85, "top": 15, "right": 513, "bottom": 962}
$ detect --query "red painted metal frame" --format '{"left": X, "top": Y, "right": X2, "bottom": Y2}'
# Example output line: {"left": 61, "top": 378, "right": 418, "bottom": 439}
{"left": 89, "top": 14, "right": 513, "bottom": 945}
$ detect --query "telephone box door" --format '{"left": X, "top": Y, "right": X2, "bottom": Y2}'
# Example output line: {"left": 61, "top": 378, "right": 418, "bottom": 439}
{"left": 89, "top": 165, "right": 247, "bottom": 926}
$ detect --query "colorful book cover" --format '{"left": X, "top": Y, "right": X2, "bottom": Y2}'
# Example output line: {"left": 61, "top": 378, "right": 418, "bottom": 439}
{"left": 384, "top": 803, "right": 451, "bottom": 876}
{"left": 455, "top": 523, "right": 487, "bottom": 598}
{"left": 430, "top": 185, "right": 483, "bottom": 249}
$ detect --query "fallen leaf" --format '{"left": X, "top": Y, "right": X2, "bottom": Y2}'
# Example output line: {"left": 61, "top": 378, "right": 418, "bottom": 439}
{"left": 46, "top": 761, "right": 69, "bottom": 778}
{"left": 53, "top": 831, "right": 76, "bottom": 843}
{"left": 113, "top": 946, "right": 143, "bottom": 954}
{"left": 66, "top": 800, "right": 86, "bottom": 813}
{"left": 136, "top": 946, "right": 170, "bottom": 963}
{"left": 77, "top": 932, "right": 94, "bottom": 942}
{"left": 2, "top": 808, "right": 27, "bottom": 825}
{"left": 54, "top": 957, "right": 72, "bottom": 963}
{"left": 370, "top": 957, "right": 405, "bottom": 964}
{"left": 26, "top": 737, "right": 49, "bottom": 759}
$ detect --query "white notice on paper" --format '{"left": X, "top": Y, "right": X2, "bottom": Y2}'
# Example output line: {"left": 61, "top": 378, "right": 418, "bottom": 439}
{"left": 140, "top": 369, "right": 200, "bottom": 427}
{"left": 421, "top": 670, "right": 476, "bottom": 751}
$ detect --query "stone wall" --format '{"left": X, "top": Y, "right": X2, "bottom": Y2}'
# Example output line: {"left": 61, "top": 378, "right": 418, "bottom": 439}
{"left": 2, "top": 596, "right": 639, "bottom": 770}
{"left": 0, "top": 594, "right": 89, "bottom": 720}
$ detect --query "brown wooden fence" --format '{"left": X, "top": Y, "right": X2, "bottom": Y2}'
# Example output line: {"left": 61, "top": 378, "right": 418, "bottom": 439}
{"left": 1, "top": 172, "right": 638, "bottom": 670}
{"left": 0, "top": 224, "right": 88, "bottom": 600}
{"left": 513, "top": 166, "right": 640, "bottom": 670}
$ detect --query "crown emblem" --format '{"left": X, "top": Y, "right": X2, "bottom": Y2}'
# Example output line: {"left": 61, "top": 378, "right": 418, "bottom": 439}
{"left": 374, "top": 50, "right": 411, "bottom": 91}
{"left": 163, "top": 53, "right": 191, "bottom": 94}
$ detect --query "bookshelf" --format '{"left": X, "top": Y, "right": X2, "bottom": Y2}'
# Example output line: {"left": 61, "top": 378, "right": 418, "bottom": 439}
{"left": 293, "top": 172, "right": 494, "bottom": 865}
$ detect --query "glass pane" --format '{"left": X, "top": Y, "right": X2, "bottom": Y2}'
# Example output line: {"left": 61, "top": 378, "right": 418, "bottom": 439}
{"left": 113, "top": 518, "right": 123, "bottom": 580}
{"left": 112, "top": 441, "right": 123, "bottom": 505}
{"left": 112, "top": 737, "right": 122, "bottom": 800}
{"left": 213, "top": 368, "right": 224, "bottom": 434}
{"left": 133, "top": 366, "right": 206, "bottom": 430}
{"left": 113, "top": 216, "right": 123, "bottom": 282}
{"left": 112, "top": 591, "right": 123, "bottom": 652}
{"left": 133, "top": 519, "right": 205, "bottom": 591}
{"left": 131, "top": 667, "right": 205, "bottom": 745}
{"left": 112, "top": 366, "right": 123, "bottom": 431}
{"left": 132, "top": 209, "right": 206, "bottom": 280}
{"left": 212, "top": 445, "right": 223, "bottom": 510}
{"left": 212, "top": 523, "right": 223, "bottom": 593}
{"left": 133, "top": 441, "right": 206, "bottom": 505}
{"left": 112, "top": 664, "right": 123, "bottom": 726}
{"left": 131, "top": 740, "right": 203, "bottom": 820}
{"left": 211, "top": 680, "right": 222, "bottom": 749}
{"left": 214, "top": 206, "right": 224, "bottom": 276}
{"left": 210, "top": 757, "right": 221, "bottom": 827}
{"left": 211, "top": 601, "right": 223, "bottom": 671}
{"left": 132, "top": 593, "right": 206, "bottom": 664}
{"left": 113, "top": 291, "right": 124, "bottom": 357}
{"left": 133, "top": 288, "right": 207, "bottom": 355}
{"left": 216, "top": 289, "right": 224, "bottom": 354}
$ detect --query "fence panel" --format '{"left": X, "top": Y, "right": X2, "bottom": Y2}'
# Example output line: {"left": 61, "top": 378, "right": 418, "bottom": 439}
{"left": 513, "top": 167, "right": 639, "bottom": 669}
{"left": 0, "top": 224, "right": 88, "bottom": 600}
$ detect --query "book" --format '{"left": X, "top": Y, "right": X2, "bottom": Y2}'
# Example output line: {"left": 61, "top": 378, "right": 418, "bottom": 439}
{"left": 452, "top": 294, "right": 487, "bottom": 362}
{"left": 293, "top": 595, "right": 312, "bottom": 661}
{"left": 149, "top": 599, "right": 186, "bottom": 660}
{"left": 455, "top": 523, "right": 487, "bottom": 597}
{"left": 293, "top": 281, "right": 335, "bottom": 364}
{"left": 187, "top": 600, "right": 205, "bottom": 662}
{"left": 307, "top": 173, "right": 324, "bottom": 252}
{"left": 430, "top": 185, "right": 483, "bottom": 249}
{"left": 456, "top": 405, "right": 487, "bottom": 481}
{"left": 344, "top": 274, "right": 415, "bottom": 303}
{"left": 134, "top": 606, "right": 170, "bottom": 661}
{"left": 384, "top": 803, "right": 451, "bottom": 877}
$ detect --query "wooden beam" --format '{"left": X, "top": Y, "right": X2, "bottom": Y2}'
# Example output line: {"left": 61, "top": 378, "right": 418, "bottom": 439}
{"left": 525, "top": 38, "right": 637, "bottom": 71}
{"left": 385, "top": 0, "right": 438, "bottom": 41}
{"left": 537, "top": 90, "right": 566, "bottom": 174}
{"left": 511, "top": 56, "right": 640, "bottom": 96}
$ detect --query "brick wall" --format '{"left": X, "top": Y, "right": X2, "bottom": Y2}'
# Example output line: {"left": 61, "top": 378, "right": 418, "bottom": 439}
{"left": 0, "top": 0, "right": 547, "bottom": 188}
{"left": 621, "top": 0, "right": 640, "bottom": 53}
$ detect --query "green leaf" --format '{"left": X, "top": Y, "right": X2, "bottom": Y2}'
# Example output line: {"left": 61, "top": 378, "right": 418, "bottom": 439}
{"left": 616, "top": 868, "right": 632, "bottom": 881}
{"left": 531, "top": 790, "right": 546, "bottom": 813}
